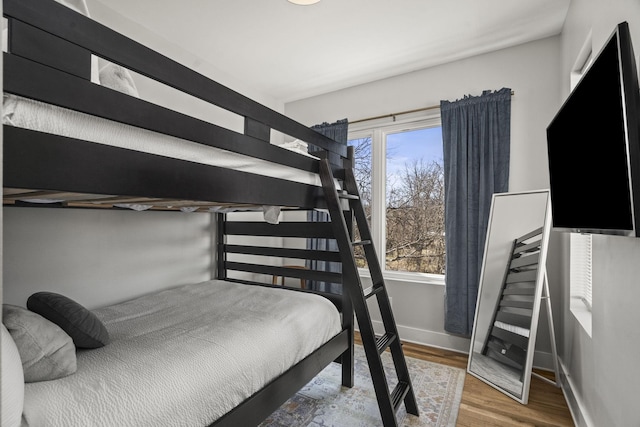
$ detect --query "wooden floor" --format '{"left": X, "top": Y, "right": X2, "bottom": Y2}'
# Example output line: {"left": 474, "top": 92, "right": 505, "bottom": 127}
{"left": 356, "top": 334, "right": 575, "bottom": 426}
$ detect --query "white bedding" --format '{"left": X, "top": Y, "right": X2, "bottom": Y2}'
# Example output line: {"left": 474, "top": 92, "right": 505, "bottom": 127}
{"left": 20, "top": 280, "right": 342, "bottom": 427}
{"left": 2, "top": 94, "right": 322, "bottom": 187}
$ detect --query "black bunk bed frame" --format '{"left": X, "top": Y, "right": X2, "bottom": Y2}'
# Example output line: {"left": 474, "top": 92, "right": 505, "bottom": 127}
{"left": 3, "top": 1, "right": 418, "bottom": 425}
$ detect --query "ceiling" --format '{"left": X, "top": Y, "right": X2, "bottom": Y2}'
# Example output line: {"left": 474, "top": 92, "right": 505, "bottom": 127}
{"left": 94, "top": 0, "right": 571, "bottom": 103}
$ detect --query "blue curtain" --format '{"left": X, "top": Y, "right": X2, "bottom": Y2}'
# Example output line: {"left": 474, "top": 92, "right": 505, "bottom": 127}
{"left": 306, "top": 119, "right": 349, "bottom": 294}
{"left": 440, "top": 88, "right": 511, "bottom": 336}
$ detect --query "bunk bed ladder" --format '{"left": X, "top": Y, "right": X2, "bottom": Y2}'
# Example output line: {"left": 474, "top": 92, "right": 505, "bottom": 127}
{"left": 318, "top": 156, "right": 419, "bottom": 427}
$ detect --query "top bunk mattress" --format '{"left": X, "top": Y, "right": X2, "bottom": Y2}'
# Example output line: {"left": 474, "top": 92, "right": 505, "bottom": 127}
{"left": 3, "top": 94, "right": 324, "bottom": 188}
{"left": 20, "top": 280, "right": 342, "bottom": 427}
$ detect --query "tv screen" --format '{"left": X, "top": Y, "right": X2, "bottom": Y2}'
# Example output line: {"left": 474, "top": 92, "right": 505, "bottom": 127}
{"left": 546, "top": 21, "right": 640, "bottom": 237}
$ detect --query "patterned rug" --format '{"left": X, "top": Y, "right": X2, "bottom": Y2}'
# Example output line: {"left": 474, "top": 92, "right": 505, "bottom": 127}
{"left": 259, "top": 344, "right": 466, "bottom": 427}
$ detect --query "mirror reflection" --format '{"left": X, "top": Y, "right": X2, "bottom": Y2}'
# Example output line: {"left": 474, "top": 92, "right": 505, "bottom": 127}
{"left": 468, "top": 190, "right": 551, "bottom": 403}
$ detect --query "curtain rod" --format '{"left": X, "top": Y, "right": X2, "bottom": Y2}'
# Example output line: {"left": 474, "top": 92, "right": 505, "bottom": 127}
{"left": 349, "top": 90, "right": 515, "bottom": 125}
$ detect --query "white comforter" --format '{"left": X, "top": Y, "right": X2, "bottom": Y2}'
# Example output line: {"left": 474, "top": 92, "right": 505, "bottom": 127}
{"left": 20, "top": 280, "right": 342, "bottom": 427}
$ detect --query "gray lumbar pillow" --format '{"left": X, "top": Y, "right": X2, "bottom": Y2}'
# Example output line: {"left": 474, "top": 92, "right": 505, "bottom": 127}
{"left": 27, "top": 292, "right": 110, "bottom": 349}
{"left": 2, "top": 304, "right": 77, "bottom": 383}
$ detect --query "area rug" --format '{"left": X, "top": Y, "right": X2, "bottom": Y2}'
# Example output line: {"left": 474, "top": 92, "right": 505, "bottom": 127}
{"left": 259, "top": 344, "right": 466, "bottom": 427}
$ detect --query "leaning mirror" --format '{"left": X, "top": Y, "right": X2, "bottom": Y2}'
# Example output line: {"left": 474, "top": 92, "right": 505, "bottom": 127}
{"left": 467, "top": 190, "right": 552, "bottom": 404}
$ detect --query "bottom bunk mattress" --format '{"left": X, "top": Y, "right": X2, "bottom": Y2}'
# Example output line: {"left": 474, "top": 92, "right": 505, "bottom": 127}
{"left": 20, "top": 280, "right": 342, "bottom": 427}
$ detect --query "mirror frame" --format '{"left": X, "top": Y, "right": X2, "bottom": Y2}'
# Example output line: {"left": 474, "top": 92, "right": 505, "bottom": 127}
{"left": 467, "top": 189, "right": 552, "bottom": 404}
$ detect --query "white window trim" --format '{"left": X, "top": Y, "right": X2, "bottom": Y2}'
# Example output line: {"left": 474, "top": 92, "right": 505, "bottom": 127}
{"left": 358, "top": 268, "right": 445, "bottom": 286}
{"left": 349, "top": 114, "right": 444, "bottom": 286}
{"left": 569, "top": 233, "right": 592, "bottom": 337}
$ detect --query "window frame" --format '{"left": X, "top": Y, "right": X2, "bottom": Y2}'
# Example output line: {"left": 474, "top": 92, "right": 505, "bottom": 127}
{"left": 569, "top": 232, "right": 592, "bottom": 336}
{"left": 348, "top": 114, "right": 445, "bottom": 286}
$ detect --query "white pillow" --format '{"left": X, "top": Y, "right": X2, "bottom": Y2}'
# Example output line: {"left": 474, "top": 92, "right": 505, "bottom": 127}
{"left": 99, "top": 63, "right": 140, "bottom": 97}
{"left": 1, "top": 323, "right": 24, "bottom": 427}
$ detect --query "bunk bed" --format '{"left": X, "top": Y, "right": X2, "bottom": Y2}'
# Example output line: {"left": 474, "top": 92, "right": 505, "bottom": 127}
{"left": 1, "top": 0, "right": 358, "bottom": 425}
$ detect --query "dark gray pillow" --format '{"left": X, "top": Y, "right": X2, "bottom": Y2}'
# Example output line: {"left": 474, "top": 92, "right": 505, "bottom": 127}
{"left": 27, "top": 292, "right": 110, "bottom": 349}
{"left": 2, "top": 304, "right": 77, "bottom": 382}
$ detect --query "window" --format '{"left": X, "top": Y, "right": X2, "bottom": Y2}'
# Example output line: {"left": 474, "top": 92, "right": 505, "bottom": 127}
{"left": 348, "top": 117, "right": 445, "bottom": 281}
{"left": 570, "top": 30, "right": 593, "bottom": 89}
{"left": 568, "top": 31, "right": 594, "bottom": 336}
{"left": 570, "top": 233, "right": 592, "bottom": 336}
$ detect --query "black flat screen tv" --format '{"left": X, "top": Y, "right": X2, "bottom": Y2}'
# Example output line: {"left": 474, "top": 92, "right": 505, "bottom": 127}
{"left": 547, "top": 21, "right": 640, "bottom": 237}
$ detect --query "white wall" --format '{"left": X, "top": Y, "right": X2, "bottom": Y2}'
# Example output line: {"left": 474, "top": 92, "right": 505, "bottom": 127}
{"left": 87, "top": 0, "right": 283, "bottom": 115}
{"left": 86, "top": 0, "right": 287, "bottom": 142}
{"left": 556, "top": 1, "right": 640, "bottom": 426}
{"left": 3, "top": 208, "right": 213, "bottom": 310}
{"left": 286, "top": 36, "right": 562, "bottom": 355}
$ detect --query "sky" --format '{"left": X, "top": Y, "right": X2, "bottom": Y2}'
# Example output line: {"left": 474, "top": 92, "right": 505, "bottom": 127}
{"left": 385, "top": 127, "right": 444, "bottom": 192}
{"left": 386, "top": 127, "right": 443, "bottom": 176}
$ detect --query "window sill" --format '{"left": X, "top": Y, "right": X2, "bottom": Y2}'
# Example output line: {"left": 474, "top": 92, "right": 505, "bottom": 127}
{"left": 358, "top": 268, "right": 445, "bottom": 286}
{"left": 570, "top": 297, "right": 592, "bottom": 337}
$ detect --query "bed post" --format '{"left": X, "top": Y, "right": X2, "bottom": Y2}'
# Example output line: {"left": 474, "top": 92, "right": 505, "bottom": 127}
{"left": 216, "top": 213, "right": 227, "bottom": 280}
{"left": 244, "top": 117, "right": 271, "bottom": 143}
{"left": 341, "top": 209, "right": 355, "bottom": 388}
{"left": 340, "top": 146, "right": 357, "bottom": 388}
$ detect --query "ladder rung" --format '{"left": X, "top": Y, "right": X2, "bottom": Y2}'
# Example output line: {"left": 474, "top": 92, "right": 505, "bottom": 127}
{"left": 351, "top": 240, "right": 371, "bottom": 246}
{"left": 376, "top": 332, "right": 397, "bottom": 354}
{"left": 391, "top": 381, "right": 411, "bottom": 412}
{"left": 365, "top": 284, "right": 384, "bottom": 299}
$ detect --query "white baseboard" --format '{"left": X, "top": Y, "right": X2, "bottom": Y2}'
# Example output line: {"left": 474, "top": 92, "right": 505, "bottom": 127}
{"left": 361, "top": 320, "right": 557, "bottom": 372}
{"left": 558, "top": 359, "right": 593, "bottom": 427}
{"left": 366, "top": 319, "right": 471, "bottom": 354}
{"left": 532, "top": 349, "right": 556, "bottom": 372}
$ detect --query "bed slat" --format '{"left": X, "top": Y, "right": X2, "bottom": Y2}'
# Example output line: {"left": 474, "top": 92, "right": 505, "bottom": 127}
{"left": 225, "top": 261, "right": 342, "bottom": 284}
{"left": 225, "top": 221, "right": 335, "bottom": 238}
{"left": 8, "top": 18, "right": 91, "bottom": 80}
{"left": 3, "top": 126, "right": 323, "bottom": 208}
{"left": 224, "top": 244, "right": 342, "bottom": 263}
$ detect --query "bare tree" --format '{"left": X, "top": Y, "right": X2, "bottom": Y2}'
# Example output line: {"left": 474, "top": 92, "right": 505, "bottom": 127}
{"left": 349, "top": 137, "right": 445, "bottom": 274}
{"left": 349, "top": 137, "right": 372, "bottom": 267}
{"left": 386, "top": 159, "right": 445, "bottom": 274}
{"left": 351, "top": 137, "right": 372, "bottom": 208}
